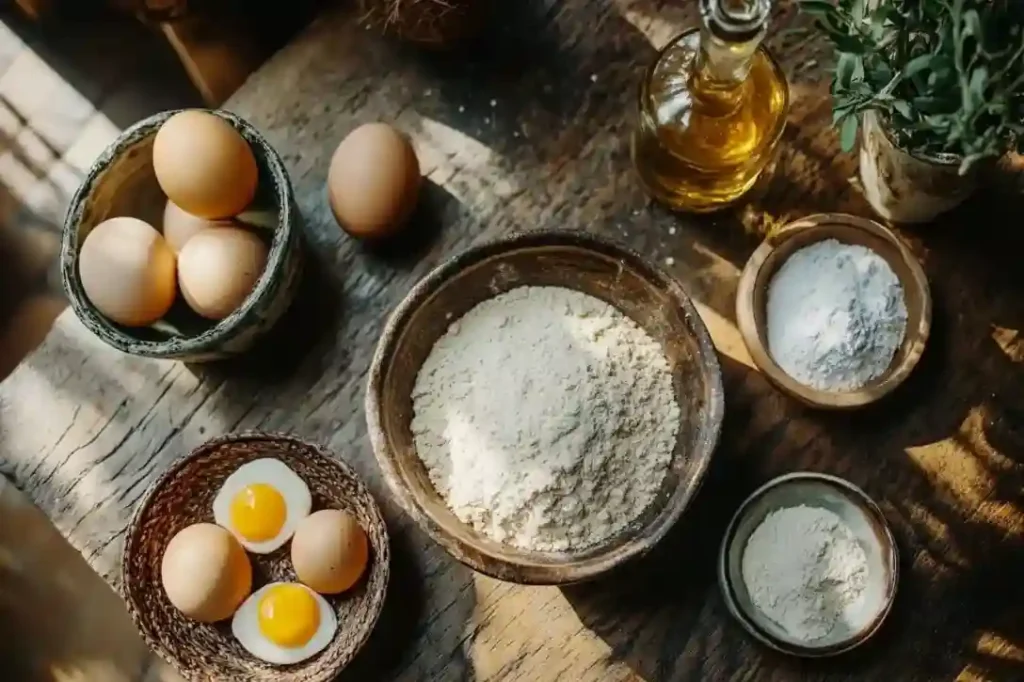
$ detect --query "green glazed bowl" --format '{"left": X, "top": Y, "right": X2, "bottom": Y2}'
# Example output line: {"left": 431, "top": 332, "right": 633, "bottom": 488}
{"left": 61, "top": 109, "right": 303, "bottom": 362}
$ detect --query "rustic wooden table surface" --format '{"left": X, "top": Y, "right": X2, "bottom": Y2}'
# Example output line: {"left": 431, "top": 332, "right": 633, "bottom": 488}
{"left": 3, "top": 2, "right": 1024, "bottom": 680}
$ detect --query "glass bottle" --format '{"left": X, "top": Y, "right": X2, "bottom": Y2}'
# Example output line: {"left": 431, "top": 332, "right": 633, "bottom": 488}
{"left": 632, "top": 0, "right": 790, "bottom": 213}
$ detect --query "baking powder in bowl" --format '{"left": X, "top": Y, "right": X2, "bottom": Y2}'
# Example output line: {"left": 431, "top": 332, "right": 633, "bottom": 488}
{"left": 410, "top": 286, "right": 681, "bottom": 552}
{"left": 742, "top": 505, "right": 869, "bottom": 642}
{"left": 766, "top": 239, "right": 907, "bottom": 391}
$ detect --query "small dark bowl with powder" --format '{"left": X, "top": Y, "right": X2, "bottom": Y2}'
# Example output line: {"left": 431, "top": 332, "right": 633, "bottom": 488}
{"left": 366, "top": 230, "right": 725, "bottom": 585}
{"left": 718, "top": 472, "right": 899, "bottom": 657}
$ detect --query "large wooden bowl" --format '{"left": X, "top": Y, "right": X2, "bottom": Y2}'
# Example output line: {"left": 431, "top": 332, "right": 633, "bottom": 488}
{"left": 122, "top": 433, "right": 389, "bottom": 681}
{"left": 366, "top": 231, "right": 725, "bottom": 585}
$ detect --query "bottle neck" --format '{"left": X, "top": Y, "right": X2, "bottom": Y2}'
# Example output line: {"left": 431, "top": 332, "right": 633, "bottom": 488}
{"left": 692, "top": 0, "right": 770, "bottom": 110}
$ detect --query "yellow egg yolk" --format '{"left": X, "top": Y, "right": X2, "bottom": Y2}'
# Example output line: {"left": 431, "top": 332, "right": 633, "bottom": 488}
{"left": 258, "top": 584, "right": 320, "bottom": 648}
{"left": 229, "top": 483, "right": 286, "bottom": 542}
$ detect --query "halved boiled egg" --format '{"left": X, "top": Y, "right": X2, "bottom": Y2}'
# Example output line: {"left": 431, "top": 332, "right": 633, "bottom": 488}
{"left": 213, "top": 459, "right": 311, "bottom": 554}
{"left": 232, "top": 582, "right": 337, "bottom": 664}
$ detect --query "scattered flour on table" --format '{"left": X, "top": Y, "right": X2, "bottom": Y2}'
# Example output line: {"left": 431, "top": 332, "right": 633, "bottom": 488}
{"left": 410, "top": 285, "right": 680, "bottom": 552}
{"left": 766, "top": 239, "right": 908, "bottom": 391}
{"left": 742, "top": 505, "right": 869, "bottom": 642}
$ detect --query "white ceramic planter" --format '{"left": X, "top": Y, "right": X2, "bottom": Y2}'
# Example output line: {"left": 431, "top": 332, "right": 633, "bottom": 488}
{"left": 858, "top": 110, "right": 978, "bottom": 224}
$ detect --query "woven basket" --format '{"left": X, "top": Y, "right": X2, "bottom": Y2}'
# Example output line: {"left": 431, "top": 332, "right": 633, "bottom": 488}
{"left": 123, "top": 433, "right": 390, "bottom": 681}
{"left": 359, "top": 0, "right": 491, "bottom": 48}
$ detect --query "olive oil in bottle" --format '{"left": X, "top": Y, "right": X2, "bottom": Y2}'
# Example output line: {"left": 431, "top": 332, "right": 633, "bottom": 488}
{"left": 632, "top": 0, "right": 790, "bottom": 212}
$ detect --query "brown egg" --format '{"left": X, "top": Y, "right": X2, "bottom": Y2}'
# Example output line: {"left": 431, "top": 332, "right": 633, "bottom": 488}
{"left": 327, "top": 122, "right": 420, "bottom": 238}
{"left": 153, "top": 110, "right": 258, "bottom": 219}
{"left": 162, "top": 200, "right": 234, "bottom": 254}
{"left": 290, "top": 509, "right": 369, "bottom": 595}
{"left": 161, "top": 523, "right": 252, "bottom": 622}
{"left": 78, "top": 217, "right": 177, "bottom": 327}
{"left": 177, "top": 227, "right": 268, "bottom": 320}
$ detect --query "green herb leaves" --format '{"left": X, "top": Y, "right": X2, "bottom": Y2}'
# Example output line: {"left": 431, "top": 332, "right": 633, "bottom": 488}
{"left": 798, "top": 0, "right": 1024, "bottom": 173}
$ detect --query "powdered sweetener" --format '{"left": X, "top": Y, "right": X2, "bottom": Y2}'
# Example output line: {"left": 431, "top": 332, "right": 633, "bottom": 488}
{"left": 742, "top": 505, "right": 869, "bottom": 642}
{"left": 411, "top": 286, "right": 680, "bottom": 552}
{"left": 766, "top": 239, "right": 907, "bottom": 391}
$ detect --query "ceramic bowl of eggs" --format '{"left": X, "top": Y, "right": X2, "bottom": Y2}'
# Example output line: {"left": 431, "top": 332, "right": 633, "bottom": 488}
{"left": 61, "top": 109, "right": 303, "bottom": 361}
{"left": 122, "top": 433, "right": 389, "bottom": 682}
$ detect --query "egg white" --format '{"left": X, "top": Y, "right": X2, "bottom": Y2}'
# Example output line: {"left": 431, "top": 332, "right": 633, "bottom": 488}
{"left": 213, "top": 459, "right": 312, "bottom": 554}
{"left": 231, "top": 582, "right": 337, "bottom": 665}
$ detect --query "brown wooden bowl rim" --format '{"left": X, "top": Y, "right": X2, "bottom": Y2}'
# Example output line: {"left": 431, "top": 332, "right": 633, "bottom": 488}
{"left": 366, "top": 229, "right": 725, "bottom": 585}
{"left": 735, "top": 213, "right": 932, "bottom": 410}
{"left": 121, "top": 431, "right": 390, "bottom": 681}
{"left": 717, "top": 471, "right": 900, "bottom": 657}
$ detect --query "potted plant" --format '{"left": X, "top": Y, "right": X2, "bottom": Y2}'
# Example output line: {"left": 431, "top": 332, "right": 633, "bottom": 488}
{"left": 799, "top": 0, "right": 1024, "bottom": 223}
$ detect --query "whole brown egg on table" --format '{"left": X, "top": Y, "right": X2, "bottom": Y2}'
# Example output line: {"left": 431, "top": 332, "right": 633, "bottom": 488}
{"left": 327, "top": 122, "right": 422, "bottom": 239}
{"left": 77, "top": 110, "right": 271, "bottom": 328}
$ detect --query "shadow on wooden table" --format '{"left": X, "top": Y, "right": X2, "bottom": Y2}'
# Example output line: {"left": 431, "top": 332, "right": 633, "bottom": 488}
{"left": 0, "top": 478, "right": 151, "bottom": 682}
{"left": 399, "top": 0, "right": 661, "bottom": 175}
{"left": 335, "top": 524, "right": 480, "bottom": 682}
{"left": 191, "top": 178, "right": 459, "bottom": 417}
{"left": 0, "top": 185, "right": 66, "bottom": 381}
{"left": 562, "top": 181, "right": 1024, "bottom": 681}
{"left": 360, "top": 179, "right": 457, "bottom": 267}
{"left": 195, "top": 243, "right": 345, "bottom": 388}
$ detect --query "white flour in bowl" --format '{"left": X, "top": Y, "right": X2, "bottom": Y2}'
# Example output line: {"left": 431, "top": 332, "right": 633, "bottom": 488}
{"left": 766, "top": 239, "right": 908, "bottom": 391}
{"left": 410, "top": 285, "right": 681, "bottom": 552}
{"left": 742, "top": 505, "right": 869, "bottom": 642}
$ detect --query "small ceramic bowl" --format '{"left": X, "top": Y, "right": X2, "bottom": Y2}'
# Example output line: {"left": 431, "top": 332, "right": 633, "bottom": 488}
{"left": 366, "top": 230, "right": 725, "bottom": 585}
{"left": 735, "top": 213, "right": 931, "bottom": 409}
{"left": 61, "top": 109, "right": 304, "bottom": 362}
{"left": 123, "top": 433, "right": 390, "bottom": 682}
{"left": 718, "top": 472, "right": 898, "bottom": 657}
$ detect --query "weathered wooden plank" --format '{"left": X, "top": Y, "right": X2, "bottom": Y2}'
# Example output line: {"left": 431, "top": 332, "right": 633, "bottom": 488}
{"left": 2, "top": 1, "right": 1024, "bottom": 680}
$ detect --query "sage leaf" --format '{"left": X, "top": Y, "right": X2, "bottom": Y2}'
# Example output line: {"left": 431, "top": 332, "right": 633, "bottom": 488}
{"left": 892, "top": 100, "right": 913, "bottom": 119}
{"left": 962, "top": 10, "right": 983, "bottom": 41}
{"left": 967, "top": 67, "right": 988, "bottom": 112}
{"left": 901, "top": 53, "right": 936, "bottom": 81}
{"left": 839, "top": 114, "right": 859, "bottom": 152}
{"left": 836, "top": 53, "right": 861, "bottom": 88}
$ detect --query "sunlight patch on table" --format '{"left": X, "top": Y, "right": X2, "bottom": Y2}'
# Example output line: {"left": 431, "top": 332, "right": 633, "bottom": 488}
{"left": 905, "top": 407, "right": 1024, "bottom": 536}
{"left": 413, "top": 117, "right": 522, "bottom": 208}
{"left": 991, "top": 325, "right": 1022, "bottom": 363}
{"left": 693, "top": 300, "right": 754, "bottom": 370}
{"left": 0, "top": 42, "right": 121, "bottom": 210}
{"left": 977, "top": 631, "right": 1024, "bottom": 663}
{"left": 50, "top": 660, "right": 137, "bottom": 682}
{"left": 468, "top": 575, "right": 637, "bottom": 681}
{"left": 954, "top": 666, "right": 987, "bottom": 682}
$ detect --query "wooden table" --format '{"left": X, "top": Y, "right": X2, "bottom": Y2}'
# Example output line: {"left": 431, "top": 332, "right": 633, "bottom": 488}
{"left": 3, "top": 2, "right": 1024, "bottom": 680}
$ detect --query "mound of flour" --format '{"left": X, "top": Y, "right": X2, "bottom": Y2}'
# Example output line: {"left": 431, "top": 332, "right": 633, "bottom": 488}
{"left": 410, "top": 286, "right": 681, "bottom": 552}
{"left": 767, "top": 239, "right": 907, "bottom": 391}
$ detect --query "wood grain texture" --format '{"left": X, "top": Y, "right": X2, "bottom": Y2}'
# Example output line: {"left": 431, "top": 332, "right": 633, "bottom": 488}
{"left": 2, "top": 1, "right": 1024, "bottom": 680}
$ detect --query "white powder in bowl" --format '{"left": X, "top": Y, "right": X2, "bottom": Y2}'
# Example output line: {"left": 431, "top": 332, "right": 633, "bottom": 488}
{"left": 410, "top": 285, "right": 681, "bottom": 552}
{"left": 766, "top": 239, "right": 908, "bottom": 392}
{"left": 742, "top": 505, "right": 869, "bottom": 642}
